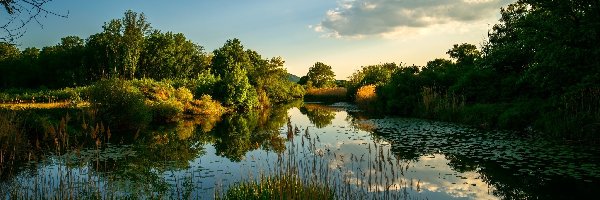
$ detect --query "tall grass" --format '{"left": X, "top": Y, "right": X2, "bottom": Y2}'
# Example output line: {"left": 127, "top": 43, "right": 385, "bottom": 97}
{"left": 304, "top": 87, "right": 347, "bottom": 102}
{"left": 355, "top": 84, "right": 377, "bottom": 110}
{"left": 216, "top": 124, "right": 420, "bottom": 200}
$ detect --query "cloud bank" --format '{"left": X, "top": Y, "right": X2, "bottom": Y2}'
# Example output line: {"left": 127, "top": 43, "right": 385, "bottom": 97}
{"left": 314, "top": 0, "right": 513, "bottom": 38}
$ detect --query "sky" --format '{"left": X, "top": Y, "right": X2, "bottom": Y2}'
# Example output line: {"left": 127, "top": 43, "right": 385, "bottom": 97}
{"left": 11, "top": 0, "right": 513, "bottom": 79}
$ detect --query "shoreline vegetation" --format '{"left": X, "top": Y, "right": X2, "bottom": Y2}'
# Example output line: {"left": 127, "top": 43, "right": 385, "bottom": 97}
{"left": 1, "top": 0, "right": 599, "bottom": 198}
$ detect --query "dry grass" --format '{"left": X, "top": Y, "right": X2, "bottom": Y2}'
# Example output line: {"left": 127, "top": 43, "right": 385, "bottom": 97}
{"left": 304, "top": 87, "right": 347, "bottom": 102}
{"left": 355, "top": 84, "right": 377, "bottom": 109}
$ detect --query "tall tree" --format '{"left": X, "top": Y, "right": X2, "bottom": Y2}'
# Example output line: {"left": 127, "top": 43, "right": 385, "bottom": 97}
{"left": 139, "top": 31, "right": 208, "bottom": 80}
{"left": 306, "top": 62, "right": 336, "bottom": 88}
{"left": 211, "top": 39, "right": 257, "bottom": 110}
{"left": 211, "top": 38, "right": 252, "bottom": 78}
{"left": 121, "top": 10, "right": 151, "bottom": 79}
{"left": 0, "top": 42, "right": 20, "bottom": 87}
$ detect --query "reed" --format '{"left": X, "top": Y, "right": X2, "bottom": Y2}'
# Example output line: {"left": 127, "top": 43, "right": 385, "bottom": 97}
{"left": 304, "top": 87, "right": 347, "bottom": 102}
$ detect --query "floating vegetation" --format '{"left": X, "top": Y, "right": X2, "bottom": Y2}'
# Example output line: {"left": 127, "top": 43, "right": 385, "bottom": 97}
{"left": 364, "top": 118, "right": 600, "bottom": 182}
{"left": 1, "top": 105, "right": 599, "bottom": 199}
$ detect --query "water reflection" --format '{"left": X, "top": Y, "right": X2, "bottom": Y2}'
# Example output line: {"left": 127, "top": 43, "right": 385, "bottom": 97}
{"left": 299, "top": 104, "right": 337, "bottom": 128}
{"left": 1, "top": 103, "right": 599, "bottom": 199}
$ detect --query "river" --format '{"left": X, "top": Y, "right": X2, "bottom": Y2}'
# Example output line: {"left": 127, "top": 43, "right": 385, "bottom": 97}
{"left": 1, "top": 102, "right": 599, "bottom": 199}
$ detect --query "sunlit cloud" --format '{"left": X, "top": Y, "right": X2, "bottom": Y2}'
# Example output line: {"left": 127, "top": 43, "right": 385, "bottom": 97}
{"left": 314, "top": 0, "right": 512, "bottom": 38}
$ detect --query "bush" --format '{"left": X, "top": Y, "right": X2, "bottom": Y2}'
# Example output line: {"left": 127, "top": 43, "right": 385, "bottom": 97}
{"left": 355, "top": 84, "right": 377, "bottom": 109}
{"left": 193, "top": 71, "right": 220, "bottom": 97}
{"left": 131, "top": 78, "right": 176, "bottom": 101}
{"left": 459, "top": 103, "right": 507, "bottom": 129}
{"left": 217, "top": 174, "right": 334, "bottom": 200}
{"left": 174, "top": 87, "right": 193, "bottom": 102}
{"left": 498, "top": 101, "right": 541, "bottom": 130}
{"left": 150, "top": 99, "right": 185, "bottom": 123}
{"left": 88, "top": 79, "right": 152, "bottom": 131}
{"left": 186, "top": 95, "right": 225, "bottom": 115}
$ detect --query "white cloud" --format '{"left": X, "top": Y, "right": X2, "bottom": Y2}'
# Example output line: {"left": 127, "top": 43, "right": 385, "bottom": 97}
{"left": 314, "top": 0, "right": 512, "bottom": 38}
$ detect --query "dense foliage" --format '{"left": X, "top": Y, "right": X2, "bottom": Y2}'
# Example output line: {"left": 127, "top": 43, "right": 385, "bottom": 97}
{"left": 0, "top": 10, "right": 303, "bottom": 111}
{"left": 347, "top": 0, "right": 600, "bottom": 141}
{"left": 299, "top": 62, "right": 336, "bottom": 88}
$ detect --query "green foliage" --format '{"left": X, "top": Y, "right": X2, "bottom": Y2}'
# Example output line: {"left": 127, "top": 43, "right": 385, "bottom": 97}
{"left": 150, "top": 99, "right": 184, "bottom": 123}
{"left": 121, "top": 10, "right": 152, "bottom": 79}
{"left": 186, "top": 94, "right": 225, "bottom": 115}
{"left": 446, "top": 43, "right": 481, "bottom": 66}
{"left": 139, "top": 31, "right": 209, "bottom": 80}
{"left": 306, "top": 62, "right": 336, "bottom": 88}
{"left": 88, "top": 79, "right": 152, "bottom": 131}
{"left": 211, "top": 39, "right": 252, "bottom": 78}
{"left": 215, "top": 64, "right": 257, "bottom": 110}
{"left": 346, "top": 63, "right": 397, "bottom": 101}
{"left": 377, "top": 66, "right": 421, "bottom": 115}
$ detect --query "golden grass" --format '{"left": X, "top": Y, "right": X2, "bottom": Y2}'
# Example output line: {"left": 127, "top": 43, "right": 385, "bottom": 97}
{"left": 306, "top": 87, "right": 347, "bottom": 96}
{"left": 0, "top": 102, "right": 90, "bottom": 110}
{"left": 304, "top": 87, "right": 347, "bottom": 102}
{"left": 355, "top": 84, "right": 377, "bottom": 108}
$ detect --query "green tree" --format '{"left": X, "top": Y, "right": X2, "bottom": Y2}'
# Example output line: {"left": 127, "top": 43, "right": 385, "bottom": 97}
{"left": 306, "top": 62, "right": 335, "bottom": 88}
{"left": 346, "top": 63, "right": 398, "bottom": 100}
{"left": 447, "top": 43, "right": 481, "bottom": 67}
{"left": 212, "top": 39, "right": 258, "bottom": 110}
{"left": 211, "top": 38, "right": 252, "bottom": 78}
{"left": 139, "top": 31, "right": 209, "bottom": 80}
{"left": 122, "top": 10, "right": 151, "bottom": 79}
{"left": 85, "top": 19, "right": 124, "bottom": 79}
{"left": 0, "top": 42, "right": 20, "bottom": 87}
{"left": 38, "top": 36, "right": 86, "bottom": 88}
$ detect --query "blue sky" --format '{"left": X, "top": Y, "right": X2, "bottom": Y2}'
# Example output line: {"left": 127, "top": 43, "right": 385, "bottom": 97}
{"left": 14, "top": 0, "right": 512, "bottom": 79}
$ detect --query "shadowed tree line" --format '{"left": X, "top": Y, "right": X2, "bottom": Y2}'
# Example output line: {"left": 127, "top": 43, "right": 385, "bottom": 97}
{"left": 346, "top": 0, "right": 600, "bottom": 141}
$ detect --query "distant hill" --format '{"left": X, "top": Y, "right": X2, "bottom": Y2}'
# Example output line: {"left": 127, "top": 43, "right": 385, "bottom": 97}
{"left": 287, "top": 73, "right": 301, "bottom": 83}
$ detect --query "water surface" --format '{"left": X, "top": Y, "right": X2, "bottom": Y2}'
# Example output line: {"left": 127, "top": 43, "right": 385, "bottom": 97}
{"left": 1, "top": 103, "right": 599, "bottom": 199}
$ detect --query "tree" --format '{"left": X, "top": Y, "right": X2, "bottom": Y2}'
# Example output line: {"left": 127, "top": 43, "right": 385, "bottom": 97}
{"left": 306, "top": 62, "right": 335, "bottom": 88}
{"left": 447, "top": 43, "right": 481, "bottom": 67}
{"left": 83, "top": 10, "right": 151, "bottom": 80}
{"left": 139, "top": 31, "right": 209, "bottom": 80}
{"left": 0, "top": 42, "right": 20, "bottom": 87}
{"left": 212, "top": 39, "right": 258, "bottom": 110}
{"left": 1, "top": 0, "right": 67, "bottom": 43}
{"left": 346, "top": 63, "right": 398, "bottom": 100}
{"left": 121, "top": 10, "right": 151, "bottom": 79}
{"left": 211, "top": 38, "right": 252, "bottom": 78}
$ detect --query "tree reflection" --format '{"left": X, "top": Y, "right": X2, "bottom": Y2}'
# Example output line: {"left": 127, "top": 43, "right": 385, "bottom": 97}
{"left": 211, "top": 104, "right": 291, "bottom": 161}
{"left": 299, "top": 104, "right": 336, "bottom": 128}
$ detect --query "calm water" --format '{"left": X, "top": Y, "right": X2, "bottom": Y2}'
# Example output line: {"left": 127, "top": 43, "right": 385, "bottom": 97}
{"left": 1, "top": 102, "right": 599, "bottom": 199}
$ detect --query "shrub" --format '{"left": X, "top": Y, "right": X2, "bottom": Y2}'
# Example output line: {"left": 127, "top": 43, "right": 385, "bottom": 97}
{"left": 174, "top": 87, "right": 194, "bottom": 102}
{"left": 193, "top": 71, "right": 220, "bottom": 97}
{"left": 150, "top": 99, "right": 185, "bottom": 123}
{"left": 459, "top": 103, "right": 507, "bottom": 129}
{"left": 186, "top": 94, "right": 225, "bottom": 115}
{"left": 88, "top": 79, "right": 152, "bottom": 131}
{"left": 355, "top": 84, "right": 377, "bottom": 109}
{"left": 131, "top": 78, "right": 176, "bottom": 101}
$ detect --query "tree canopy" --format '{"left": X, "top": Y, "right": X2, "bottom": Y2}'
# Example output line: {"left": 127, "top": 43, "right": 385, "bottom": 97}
{"left": 305, "top": 62, "right": 336, "bottom": 88}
